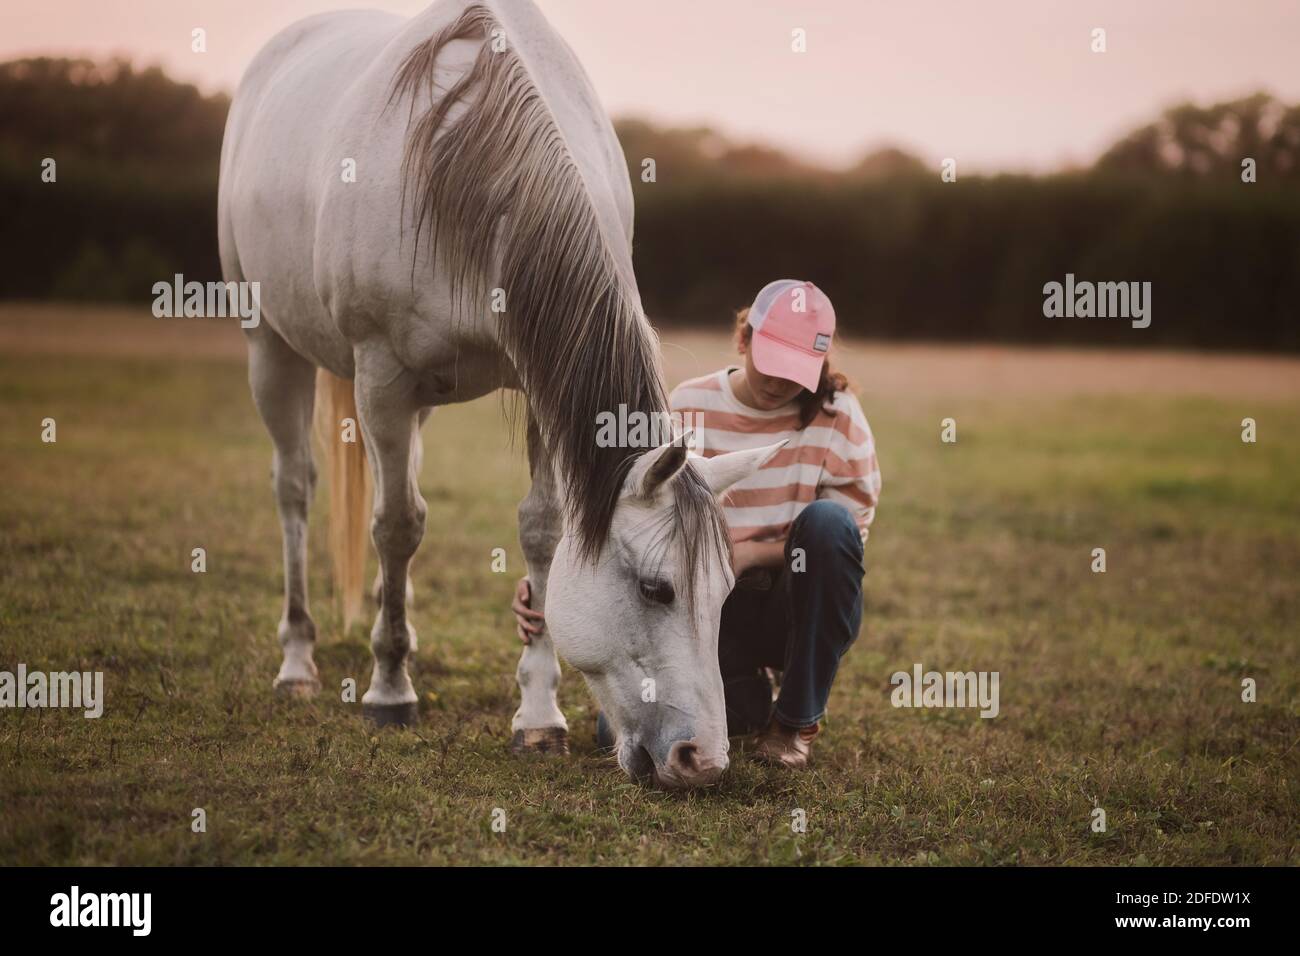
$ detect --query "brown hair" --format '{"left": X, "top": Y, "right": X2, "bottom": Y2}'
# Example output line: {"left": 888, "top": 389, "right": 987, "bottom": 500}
{"left": 734, "top": 308, "right": 850, "bottom": 428}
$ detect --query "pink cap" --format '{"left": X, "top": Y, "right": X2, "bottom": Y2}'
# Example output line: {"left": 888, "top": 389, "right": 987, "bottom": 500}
{"left": 747, "top": 279, "right": 836, "bottom": 392}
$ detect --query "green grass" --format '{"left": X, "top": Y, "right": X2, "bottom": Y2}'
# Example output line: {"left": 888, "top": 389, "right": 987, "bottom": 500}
{"left": 0, "top": 343, "right": 1297, "bottom": 865}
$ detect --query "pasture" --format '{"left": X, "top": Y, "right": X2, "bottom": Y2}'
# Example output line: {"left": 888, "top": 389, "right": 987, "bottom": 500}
{"left": 0, "top": 303, "right": 1296, "bottom": 865}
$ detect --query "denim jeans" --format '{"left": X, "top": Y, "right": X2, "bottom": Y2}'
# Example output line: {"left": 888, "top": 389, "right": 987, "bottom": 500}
{"left": 718, "top": 499, "right": 864, "bottom": 734}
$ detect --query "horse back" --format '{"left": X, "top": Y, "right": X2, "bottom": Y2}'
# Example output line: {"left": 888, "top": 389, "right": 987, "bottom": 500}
{"left": 219, "top": 1, "right": 633, "bottom": 393}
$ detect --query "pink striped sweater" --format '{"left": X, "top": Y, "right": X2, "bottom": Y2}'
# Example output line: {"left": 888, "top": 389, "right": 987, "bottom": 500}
{"left": 670, "top": 368, "right": 882, "bottom": 545}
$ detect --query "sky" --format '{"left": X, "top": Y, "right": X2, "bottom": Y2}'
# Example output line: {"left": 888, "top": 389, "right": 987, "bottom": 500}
{"left": 3, "top": 0, "right": 1298, "bottom": 173}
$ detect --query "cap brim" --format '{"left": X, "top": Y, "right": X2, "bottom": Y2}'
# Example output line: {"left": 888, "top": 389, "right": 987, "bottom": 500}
{"left": 751, "top": 333, "right": 825, "bottom": 393}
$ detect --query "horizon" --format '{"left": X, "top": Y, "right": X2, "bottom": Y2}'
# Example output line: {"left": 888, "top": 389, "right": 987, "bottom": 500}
{"left": 1, "top": 0, "right": 1298, "bottom": 174}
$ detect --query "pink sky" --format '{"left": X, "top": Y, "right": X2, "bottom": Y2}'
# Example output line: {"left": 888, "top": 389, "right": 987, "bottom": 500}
{"left": 2, "top": 0, "right": 1298, "bottom": 172}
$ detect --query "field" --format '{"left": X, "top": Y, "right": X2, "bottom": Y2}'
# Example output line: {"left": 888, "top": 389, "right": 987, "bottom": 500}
{"left": 0, "top": 303, "right": 1297, "bottom": 865}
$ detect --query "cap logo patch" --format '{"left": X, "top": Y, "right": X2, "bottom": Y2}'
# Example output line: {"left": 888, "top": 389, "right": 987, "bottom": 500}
{"left": 813, "top": 333, "right": 831, "bottom": 352}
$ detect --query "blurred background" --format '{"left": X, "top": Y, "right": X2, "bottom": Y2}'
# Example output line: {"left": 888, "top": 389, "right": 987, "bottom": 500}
{"left": 0, "top": 0, "right": 1298, "bottom": 349}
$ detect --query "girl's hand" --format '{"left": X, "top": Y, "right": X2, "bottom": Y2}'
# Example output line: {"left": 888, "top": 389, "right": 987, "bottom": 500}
{"left": 512, "top": 576, "right": 545, "bottom": 644}
{"left": 731, "top": 539, "right": 785, "bottom": 576}
{"left": 731, "top": 541, "right": 760, "bottom": 576}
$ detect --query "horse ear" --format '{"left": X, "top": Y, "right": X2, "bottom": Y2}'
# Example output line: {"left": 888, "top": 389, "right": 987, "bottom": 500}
{"left": 694, "top": 440, "right": 787, "bottom": 496}
{"left": 627, "top": 432, "right": 693, "bottom": 499}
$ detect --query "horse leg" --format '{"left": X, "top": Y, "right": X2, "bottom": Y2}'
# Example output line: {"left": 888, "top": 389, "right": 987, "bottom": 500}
{"left": 511, "top": 417, "right": 569, "bottom": 755}
{"left": 371, "top": 407, "right": 428, "bottom": 618}
{"left": 247, "top": 323, "right": 320, "bottom": 697}
{"left": 354, "top": 343, "right": 425, "bottom": 726}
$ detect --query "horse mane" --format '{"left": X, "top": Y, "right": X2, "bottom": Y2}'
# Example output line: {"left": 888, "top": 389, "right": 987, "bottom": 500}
{"left": 387, "top": 2, "right": 728, "bottom": 581}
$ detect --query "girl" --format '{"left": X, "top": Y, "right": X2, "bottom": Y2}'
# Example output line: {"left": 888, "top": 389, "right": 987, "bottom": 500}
{"left": 514, "top": 280, "right": 881, "bottom": 769}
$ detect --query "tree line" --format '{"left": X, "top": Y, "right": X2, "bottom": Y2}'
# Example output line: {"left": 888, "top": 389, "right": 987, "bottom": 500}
{"left": 1, "top": 57, "right": 1296, "bottom": 350}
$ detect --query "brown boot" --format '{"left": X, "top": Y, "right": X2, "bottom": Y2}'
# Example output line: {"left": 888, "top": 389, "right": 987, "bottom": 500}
{"left": 752, "top": 718, "right": 820, "bottom": 769}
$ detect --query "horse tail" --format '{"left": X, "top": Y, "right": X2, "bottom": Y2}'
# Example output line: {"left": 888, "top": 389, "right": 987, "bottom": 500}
{"left": 314, "top": 368, "right": 371, "bottom": 629}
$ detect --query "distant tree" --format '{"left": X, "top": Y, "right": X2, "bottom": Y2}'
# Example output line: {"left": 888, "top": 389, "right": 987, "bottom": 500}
{"left": 614, "top": 117, "right": 825, "bottom": 181}
{"left": 0, "top": 59, "right": 1295, "bottom": 352}
{"left": 1096, "top": 92, "right": 1300, "bottom": 185}
{"left": 614, "top": 119, "right": 929, "bottom": 182}
{"left": 848, "top": 145, "right": 929, "bottom": 179}
{"left": 0, "top": 57, "right": 229, "bottom": 173}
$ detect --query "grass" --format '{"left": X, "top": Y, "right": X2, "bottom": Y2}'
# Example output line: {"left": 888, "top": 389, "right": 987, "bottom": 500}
{"left": 0, "top": 311, "right": 1297, "bottom": 865}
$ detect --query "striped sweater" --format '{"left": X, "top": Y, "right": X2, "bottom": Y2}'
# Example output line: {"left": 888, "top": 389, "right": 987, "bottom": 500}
{"left": 670, "top": 368, "right": 882, "bottom": 545}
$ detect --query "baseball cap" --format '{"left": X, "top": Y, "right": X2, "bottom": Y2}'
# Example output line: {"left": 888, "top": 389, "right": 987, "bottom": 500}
{"left": 746, "top": 279, "right": 836, "bottom": 392}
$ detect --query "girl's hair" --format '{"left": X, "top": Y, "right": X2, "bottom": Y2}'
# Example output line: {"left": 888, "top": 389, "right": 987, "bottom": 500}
{"left": 734, "top": 307, "right": 850, "bottom": 429}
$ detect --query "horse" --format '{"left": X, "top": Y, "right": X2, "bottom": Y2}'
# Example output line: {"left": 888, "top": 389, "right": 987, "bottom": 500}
{"left": 217, "top": 0, "right": 780, "bottom": 789}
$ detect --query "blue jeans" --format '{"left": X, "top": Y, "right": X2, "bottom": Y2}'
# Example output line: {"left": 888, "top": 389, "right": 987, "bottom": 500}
{"left": 718, "top": 500, "right": 864, "bottom": 733}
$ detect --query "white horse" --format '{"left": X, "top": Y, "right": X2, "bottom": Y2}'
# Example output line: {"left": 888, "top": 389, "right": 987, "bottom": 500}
{"left": 218, "top": 0, "right": 779, "bottom": 788}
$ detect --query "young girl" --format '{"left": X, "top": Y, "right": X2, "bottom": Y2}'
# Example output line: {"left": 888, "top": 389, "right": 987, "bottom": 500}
{"left": 514, "top": 280, "right": 881, "bottom": 769}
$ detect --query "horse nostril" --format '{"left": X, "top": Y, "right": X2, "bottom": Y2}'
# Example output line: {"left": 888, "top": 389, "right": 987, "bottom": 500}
{"left": 662, "top": 738, "right": 726, "bottom": 788}
{"left": 669, "top": 741, "right": 701, "bottom": 773}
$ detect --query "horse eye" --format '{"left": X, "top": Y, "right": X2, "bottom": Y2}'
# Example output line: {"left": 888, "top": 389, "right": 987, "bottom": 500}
{"left": 638, "top": 578, "right": 675, "bottom": 606}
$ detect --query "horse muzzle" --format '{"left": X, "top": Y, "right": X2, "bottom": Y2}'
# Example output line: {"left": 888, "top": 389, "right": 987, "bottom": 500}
{"left": 650, "top": 737, "right": 728, "bottom": 790}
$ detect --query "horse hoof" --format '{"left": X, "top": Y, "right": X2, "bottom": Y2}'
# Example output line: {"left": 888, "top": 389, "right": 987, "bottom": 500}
{"left": 363, "top": 700, "right": 419, "bottom": 728}
{"left": 273, "top": 677, "right": 320, "bottom": 699}
{"left": 510, "top": 727, "right": 569, "bottom": 756}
